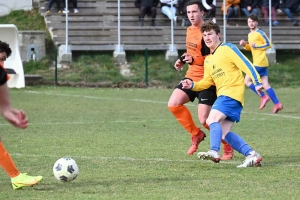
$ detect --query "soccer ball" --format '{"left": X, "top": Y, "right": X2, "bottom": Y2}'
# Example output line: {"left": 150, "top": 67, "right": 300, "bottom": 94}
{"left": 53, "top": 157, "right": 79, "bottom": 182}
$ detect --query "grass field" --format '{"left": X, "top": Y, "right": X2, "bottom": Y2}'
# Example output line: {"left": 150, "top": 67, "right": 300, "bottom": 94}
{"left": 0, "top": 86, "right": 299, "bottom": 200}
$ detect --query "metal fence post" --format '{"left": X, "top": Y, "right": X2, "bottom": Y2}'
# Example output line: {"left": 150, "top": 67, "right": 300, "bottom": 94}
{"left": 145, "top": 48, "right": 148, "bottom": 86}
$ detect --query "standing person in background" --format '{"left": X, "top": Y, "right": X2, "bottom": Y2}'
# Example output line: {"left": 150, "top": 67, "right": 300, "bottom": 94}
{"left": 160, "top": 0, "right": 178, "bottom": 24}
{"left": 178, "top": 0, "right": 191, "bottom": 26}
{"left": 259, "top": 0, "right": 279, "bottom": 25}
{"left": 135, "top": 0, "right": 160, "bottom": 26}
{"left": 202, "top": 0, "right": 217, "bottom": 23}
{"left": 240, "top": 14, "right": 283, "bottom": 113}
{"left": 221, "top": 0, "right": 241, "bottom": 26}
{"left": 0, "top": 40, "right": 43, "bottom": 189}
{"left": 45, "top": 0, "right": 62, "bottom": 15}
{"left": 181, "top": 21, "right": 263, "bottom": 168}
{"left": 168, "top": 0, "right": 234, "bottom": 159}
{"left": 240, "top": 0, "right": 259, "bottom": 17}
{"left": 63, "top": 0, "right": 79, "bottom": 13}
{"left": 280, "top": 0, "right": 300, "bottom": 26}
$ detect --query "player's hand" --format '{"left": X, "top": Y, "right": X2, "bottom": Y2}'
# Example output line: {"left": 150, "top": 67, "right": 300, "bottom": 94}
{"left": 247, "top": 6, "right": 251, "bottom": 11}
{"left": 240, "top": 39, "right": 246, "bottom": 46}
{"left": 174, "top": 59, "right": 184, "bottom": 71}
{"left": 1, "top": 108, "right": 28, "bottom": 129}
{"left": 181, "top": 79, "right": 193, "bottom": 89}
{"left": 251, "top": 42, "right": 256, "bottom": 48}
{"left": 184, "top": 53, "right": 194, "bottom": 64}
{"left": 255, "top": 85, "right": 263, "bottom": 97}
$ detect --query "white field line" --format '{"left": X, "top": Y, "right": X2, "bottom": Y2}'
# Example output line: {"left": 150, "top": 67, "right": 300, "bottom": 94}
{"left": 0, "top": 119, "right": 169, "bottom": 126}
{"left": 10, "top": 153, "right": 300, "bottom": 167}
{"left": 25, "top": 90, "right": 300, "bottom": 120}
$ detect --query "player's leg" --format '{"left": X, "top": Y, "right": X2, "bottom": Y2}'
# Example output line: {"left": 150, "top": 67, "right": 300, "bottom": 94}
{"left": 260, "top": 71, "right": 283, "bottom": 113}
{"left": 197, "top": 107, "right": 227, "bottom": 163}
{"left": 168, "top": 79, "right": 205, "bottom": 155}
{"left": 0, "top": 138, "right": 42, "bottom": 189}
{"left": 195, "top": 86, "right": 218, "bottom": 156}
{"left": 261, "top": 75, "right": 283, "bottom": 113}
{"left": 245, "top": 74, "right": 269, "bottom": 110}
{"left": 197, "top": 96, "right": 261, "bottom": 167}
{"left": 218, "top": 98, "right": 262, "bottom": 167}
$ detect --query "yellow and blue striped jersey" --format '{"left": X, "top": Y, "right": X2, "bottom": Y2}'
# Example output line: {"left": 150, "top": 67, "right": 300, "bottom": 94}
{"left": 243, "top": 29, "right": 272, "bottom": 67}
{"left": 192, "top": 43, "right": 262, "bottom": 106}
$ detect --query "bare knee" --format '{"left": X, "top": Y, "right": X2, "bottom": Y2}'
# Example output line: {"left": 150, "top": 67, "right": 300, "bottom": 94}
{"left": 198, "top": 117, "right": 207, "bottom": 125}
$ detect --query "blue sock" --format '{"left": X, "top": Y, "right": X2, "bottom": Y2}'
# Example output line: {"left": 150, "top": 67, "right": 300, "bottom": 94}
{"left": 209, "top": 122, "right": 222, "bottom": 152}
{"left": 249, "top": 83, "right": 265, "bottom": 97}
{"left": 224, "top": 131, "right": 252, "bottom": 156}
{"left": 266, "top": 88, "right": 279, "bottom": 104}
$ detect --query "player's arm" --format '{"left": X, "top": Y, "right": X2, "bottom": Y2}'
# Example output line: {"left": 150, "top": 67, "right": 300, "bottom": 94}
{"left": 192, "top": 65, "right": 214, "bottom": 91}
{"left": 229, "top": 45, "right": 262, "bottom": 86}
{"left": 181, "top": 65, "right": 213, "bottom": 91}
{"left": 0, "top": 67, "right": 28, "bottom": 128}
{"left": 252, "top": 31, "right": 272, "bottom": 51}
{"left": 240, "top": 39, "right": 251, "bottom": 51}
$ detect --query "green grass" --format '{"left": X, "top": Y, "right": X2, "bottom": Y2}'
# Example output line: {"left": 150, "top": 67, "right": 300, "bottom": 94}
{"left": 0, "top": 86, "right": 299, "bottom": 199}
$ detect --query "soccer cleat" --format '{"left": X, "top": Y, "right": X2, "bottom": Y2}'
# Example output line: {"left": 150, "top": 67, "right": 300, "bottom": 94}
{"left": 237, "top": 151, "right": 262, "bottom": 168}
{"left": 259, "top": 95, "right": 270, "bottom": 110}
{"left": 11, "top": 173, "right": 43, "bottom": 190}
{"left": 221, "top": 142, "right": 234, "bottom": 160}
{"left": 187, "top": 129, "right": 206, "bottom": 155}
{"left": 272, "top": 103, "right": 283, "bottom": 114}
{"left": 197, "top": 150, "right": 221, "bottom": 163}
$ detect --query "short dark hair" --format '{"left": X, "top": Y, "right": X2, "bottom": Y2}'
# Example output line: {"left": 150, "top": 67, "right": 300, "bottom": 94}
{"left": 186, "top": 0, "right": 204, "bottom": 12}
{"left": 248, "top": 14, "right": 258, "bottom": 22}
{"left": 201, "top": 20, "right": 220, "bottom": 34}
{"left": 0, "top": 41, "right": 12, "bottom": 58}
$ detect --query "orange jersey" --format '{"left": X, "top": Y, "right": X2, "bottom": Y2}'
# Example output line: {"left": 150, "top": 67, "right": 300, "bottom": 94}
{"left": 185, "top": 26, "right": 210, "bottom": 82}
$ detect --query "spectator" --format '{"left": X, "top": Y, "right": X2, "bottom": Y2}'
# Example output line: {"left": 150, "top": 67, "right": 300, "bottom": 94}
{"left": 221, "top": 0, "right": 241, "bottom": 26}
{"left": 259, "top": 0, "right": 280, "bottom": 25}
{"left": 202, "top": 0, "right": 217, "bottom": 23}
{"left": 63, "top": 0, "right": 79, "bottom": 13}
{"left": 240, "top": 0, "right": 259, "bottom": 16}
{"left": 134, "top": 0, "right": 160, "bottom": 26}
{"left": 46, "top": 0, "right": 62, "bottom": 15}
{"left": 160, "top": 0, "right": 178, "bottom": 24}
{"left": 280, "top": 0, "right": 300, "bottom": 26}
{"left": 178, "top": 0, "right": 191, "bottom": 26}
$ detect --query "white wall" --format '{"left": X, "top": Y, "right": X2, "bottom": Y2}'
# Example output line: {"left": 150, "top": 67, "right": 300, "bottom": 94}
{"left": 0, "top": 0, "right": 32, "bottom": 16}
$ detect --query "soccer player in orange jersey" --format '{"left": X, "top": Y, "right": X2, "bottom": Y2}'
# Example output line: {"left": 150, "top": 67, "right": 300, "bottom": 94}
{"left": 168, "top": 0, "right": 233, "bottom": 159}
{"left": 0, "top": 40, "right": 43, "bottom": 189}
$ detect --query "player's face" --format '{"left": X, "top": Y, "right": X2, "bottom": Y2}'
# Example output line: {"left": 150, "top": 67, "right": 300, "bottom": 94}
{"left": 203, "top": 29, "right": 220, "bottom": 50}
{"left": 186, "top": 4, "right": 204, "bottom": 26}
{"left": 0, "top": 52, "right": 7, "bottom": 68}
{"left": 248, "top": 18, "right": 258, "bottom": 30}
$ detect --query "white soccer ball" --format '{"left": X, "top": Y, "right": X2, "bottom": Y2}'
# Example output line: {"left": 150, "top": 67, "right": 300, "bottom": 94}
{"left": 53, "top": 157, "right": 79, "bottom": 182}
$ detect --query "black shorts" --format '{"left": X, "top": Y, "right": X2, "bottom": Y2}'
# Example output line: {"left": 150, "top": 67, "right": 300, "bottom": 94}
{"left": 176, "top": 78, "right": 217, "bottom": 106}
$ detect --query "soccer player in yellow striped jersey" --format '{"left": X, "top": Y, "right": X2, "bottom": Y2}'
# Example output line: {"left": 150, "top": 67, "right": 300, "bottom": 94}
{"left": 240, "top": 14, "right": 283, "bottom": 114}
{"left": 181, "top": 21, "right": 263, "bottom": 167}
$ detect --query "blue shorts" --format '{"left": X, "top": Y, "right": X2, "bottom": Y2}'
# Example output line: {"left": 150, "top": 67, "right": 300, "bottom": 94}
{"left": 255, "top": 66, "right": 268, "bottom": 77}
{"left": 211, "top": 95, "right": 243, "bottom": 123}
